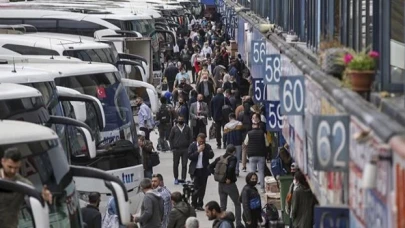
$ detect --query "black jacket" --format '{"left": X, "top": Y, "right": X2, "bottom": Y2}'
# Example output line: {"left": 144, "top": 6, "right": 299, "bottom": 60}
{"left": 169, "top": 124, "right": 193, "bottom": 150}
{"left": 197, "top": 80, "right": 215, "bottom": 98}
{"left": 167, "top": 201, "right": 197, "bottom": 228}
{"left": 80, "top": 205, "right": 102, "bottom": 228}
{"left": 240, "top": 185, "right": 262, "bottom": 223}
{"left": 208, "top": 154, "right": 237, "bottom": 183}
{"left": 210, "top": 94, "right": 231, "bottom": 122}
{"left": 223, "top": 81, "right": 239, "bottom": 92}
{"left": 188, "top": 142, "right": 215, "bottom": 176}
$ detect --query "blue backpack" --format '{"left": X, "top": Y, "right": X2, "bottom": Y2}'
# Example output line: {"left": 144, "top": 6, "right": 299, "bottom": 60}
{"left": 270, "top": 153, "right": 288, "bottom": 177}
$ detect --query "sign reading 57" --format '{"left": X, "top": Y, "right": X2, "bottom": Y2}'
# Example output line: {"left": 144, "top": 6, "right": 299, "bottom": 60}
{"left": 251, "top": 40, "right": 265, "bottom": 65}
{"left": 312, "top": 115, "right": 350, "bottom": 172}
{"left": 280, "top": 76, "right": 305, "bottom": 115}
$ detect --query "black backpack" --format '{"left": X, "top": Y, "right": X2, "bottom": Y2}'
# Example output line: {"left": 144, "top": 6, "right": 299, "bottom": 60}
{"left": 264, "top": 203, "right": 280, "bottom": 222}
{"left": 156, "top": 104, "right": 171, "bottom": 124}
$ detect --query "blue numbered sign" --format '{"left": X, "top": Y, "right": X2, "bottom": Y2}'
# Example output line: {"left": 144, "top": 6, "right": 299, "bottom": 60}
{"left": 279, "top": 76, "right": 305, "bottom": 115}
{"left": 265, "top": 101, "right": 282, "bottom": 131}
{"left": 314, "top": 206, "right": 350, "bottom": 228}
{"left": 253, "top": 78, "right": 267, "bottom": 103}
{"left": 263, "top": 54, "right": 281, "bottom": 85}
{"left": 251, "top": 40, "right": 266, "bottom": 65}
{"left": 312, "top": 115, "right": 350, "bottom": 172}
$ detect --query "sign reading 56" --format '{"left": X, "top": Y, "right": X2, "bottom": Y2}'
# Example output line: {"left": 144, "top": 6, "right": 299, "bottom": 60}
{"left": 263, "top": 54, "right": 281, "bottom": 84}
{"left": 251, "top": 40, "right": 266, "bottom": 65}
{"left": 280, "top": 76, "right": 305, "bottom": 115}
{"left": 265, "top": 101, "right": 283, "bottom": 131}
{"left": 312, "top": 115, "right": 350, "bottom": 172}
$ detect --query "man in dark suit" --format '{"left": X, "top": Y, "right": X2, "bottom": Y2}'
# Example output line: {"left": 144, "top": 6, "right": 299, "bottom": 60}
{"left": 188, "top": 133, "right": 215, "bottom": 211}
{"left": 80, "top": 192, "right": 102, "bottom": 228}
{"left": 190, "top": 94, "right": 209, "bottom": 140}
{"left": 210, "top": 88, "right": 232, "bottom": 149}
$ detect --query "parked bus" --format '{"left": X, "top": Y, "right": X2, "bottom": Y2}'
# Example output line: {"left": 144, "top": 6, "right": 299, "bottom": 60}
{"left": 0, "top": 119, "right": 131, "bottom": 227}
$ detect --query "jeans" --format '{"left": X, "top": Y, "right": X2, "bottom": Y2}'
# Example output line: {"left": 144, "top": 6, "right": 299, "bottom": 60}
{"left": 219, "top": 182, "right": 242, "bottom": 226}
{"left": 158, "top": 124, "right": 171, "bottom": 151}
{"left": 249, "top": 156, "right": 266, "bottom": 189}
{"left": 173, "top": 149, "right": 188, "bottom": 180}
{"left": 235, "top": 145, "right": 242, "bottom": 175}
{"left": 144, "top": 168, "right": 153, "bottom": 179}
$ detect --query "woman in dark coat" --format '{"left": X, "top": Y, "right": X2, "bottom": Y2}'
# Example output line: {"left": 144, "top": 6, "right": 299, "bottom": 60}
{"left": 240, "top": 172, "right": 263, "bottom": 228}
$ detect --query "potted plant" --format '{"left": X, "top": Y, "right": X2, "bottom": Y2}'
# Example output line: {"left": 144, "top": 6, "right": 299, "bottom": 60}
{"left": 343, "top": 49, "right": 379, "bottom": 92}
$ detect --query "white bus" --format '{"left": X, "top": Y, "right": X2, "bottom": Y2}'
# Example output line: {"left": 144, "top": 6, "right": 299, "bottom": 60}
{"left": 0, "top": 119, "right": 131, "bottom": 227}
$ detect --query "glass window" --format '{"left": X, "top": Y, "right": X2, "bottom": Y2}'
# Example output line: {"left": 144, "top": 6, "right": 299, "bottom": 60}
{"left": 58, "top": 19, "right": 105, "bottom": 37}
{"left": 24, "top": 19, "right": 57, "bottom": 32}
{"left": 22, "top": 82, "right": 58, "bottom": 113}
{"left": 2, "top": 44, "right": 59, "bottom": 56}
{"left": 62, "top": 48, "right": 117, "bottom": 65}
{"left": 0, "top": 19, "right": 23, "bottom": 25}
{"left": 104, "top": 19, "right": 123, "bottom": 29}
{"left": 391, "top": 0, "right": 405, "bottom": 43}
{"left": 0, "top": 97, "right": 49, "bottom": 124}
{"left": 0, "top": 140, "right": 82, "bottom": 228}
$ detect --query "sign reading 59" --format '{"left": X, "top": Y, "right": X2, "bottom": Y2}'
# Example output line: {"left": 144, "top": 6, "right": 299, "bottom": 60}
{"left": 265, "top": 101, "right": 283, "bottom": 131}
{"left": 312, "top": 115, "right": 350, "bottom": 172}
{"left": 280, "top": 76, "right": 305, "bottom": 115}
{"left": 251, "top": 40, "right": 265, "bottom": 65}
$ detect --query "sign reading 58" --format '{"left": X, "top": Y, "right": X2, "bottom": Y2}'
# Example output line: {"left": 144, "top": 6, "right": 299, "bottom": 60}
{"left": 312, "top": 115, "right": 350, "bottom": 172}
{"left": 251, "top": 40, "right": 265, "bottom": 65}
{"left": 263, "top": 54, "right": 281, "bottom": 84}
{"left": 280, "top": 76, "right": 305, "bottom": 115}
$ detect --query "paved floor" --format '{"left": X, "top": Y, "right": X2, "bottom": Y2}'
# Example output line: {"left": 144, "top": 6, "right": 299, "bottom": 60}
{"left": 150, "top": 120, "right": 266, "bottom": 228}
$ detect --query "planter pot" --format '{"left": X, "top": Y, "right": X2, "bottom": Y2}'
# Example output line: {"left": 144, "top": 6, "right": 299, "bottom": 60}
{"left": 347, "top": 70, "right": 375, "bottom": 92}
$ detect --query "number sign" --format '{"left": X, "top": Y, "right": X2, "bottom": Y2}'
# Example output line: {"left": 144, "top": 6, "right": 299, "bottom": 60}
{"left": 312, "top": 115, "right": 350, "bottom": 171}
{"left": 263, "top": 54, "right": 281, "bottom": 84}
{"left": 265, "top": 101, "right": 282, "bottom": 131}
{"left": 314, "top": 206, "right": 350, "bottom": 228}
{"left": 253, "top": 79, "right": 267, "bottom": 102}
{"left": 251, "top": 40, "right": 266, "bottom": 65}
{"left": 280, "top": 76, "right": 305, "bottom": 115}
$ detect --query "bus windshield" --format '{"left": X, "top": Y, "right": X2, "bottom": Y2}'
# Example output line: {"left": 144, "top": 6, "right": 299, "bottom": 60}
{"left": 54, "top": 72, "right": 136, "bottom": 146}
{"left": 62, "top": 48, "right": 119, "bottom": 65}
{"left": 0, "top": 96, "right": 49, "bottom": 123}
{"left": 0, "top": 139, "right": 82, "bottom": 228}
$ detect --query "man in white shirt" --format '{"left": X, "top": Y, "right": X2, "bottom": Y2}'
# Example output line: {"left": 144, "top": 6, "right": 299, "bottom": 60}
{"left": 187, "top": 133, "right": 214, "bottom": 211}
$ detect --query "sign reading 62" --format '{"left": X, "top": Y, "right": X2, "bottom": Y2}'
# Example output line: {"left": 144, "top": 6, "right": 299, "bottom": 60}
{"left": 251, "top": 40, "right": 266, "bottom": 65}
{"left": 312, "top": 115, "right": 350, "bottom": 172}
{"left": 280, "top": 76, "right": 305, "bottom": 115}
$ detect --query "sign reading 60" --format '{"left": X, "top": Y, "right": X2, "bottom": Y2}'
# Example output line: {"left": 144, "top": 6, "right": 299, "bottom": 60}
{"left": 251, "top": 40, "right": 266, "bottom": 65}
{"left": 312, "top": 115, "right": 350, "bottom": 172}
{"left": 280, "top": 76, "right": 305, "bottom": 115}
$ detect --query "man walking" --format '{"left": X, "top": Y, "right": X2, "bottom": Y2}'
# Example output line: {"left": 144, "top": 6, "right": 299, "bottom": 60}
{"left": 0, "top": 148, "right": 53, "bottom": 228}
{"left": 188, "top": 133, "right": 214, "bottom": 210}
{"left": 243, "top": 114, "right": 270, "bottom": 192}
{"left": 224, "top": 113, "right": 244, "bottom": 176}
{"left": 136, "top": 97, "right": 155, "bottom": 140}
{"left": 190, "top": 94, "right": 209, "bottom": 140}
{"left": 81, "top": 192, "right": 102, "bottom": 228}
{"left": 169, "top": 116, "right": 193, "bottom": 184}
{"left": 167, "top": 192, "right": 196, "bottom": 228}
{"left": 152, "top": 174, "right": 172, "bottom": 228}
{"left": 205, "top": 201, "right": 235, "bottom": 228}
{"left": 209, "top": 145, "right": 243, "bottom": 228}
{"left": 210, "top": 88, "right": 231, "bottom": 149}
{"left": 134, "top": 178, "right": 164, "bottom": 228}
{"left": 156, "top": 96, "right": 172, "bottom": 152}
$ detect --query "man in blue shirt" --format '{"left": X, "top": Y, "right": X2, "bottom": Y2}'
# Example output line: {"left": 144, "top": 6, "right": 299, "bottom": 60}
{"left": 136, "top": 97, "right": 154, "bottom": 140}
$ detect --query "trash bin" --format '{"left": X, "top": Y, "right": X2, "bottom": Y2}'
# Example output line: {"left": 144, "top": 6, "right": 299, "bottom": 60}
{"left": 278, "top": 175, "right": 293, "bottom": 225}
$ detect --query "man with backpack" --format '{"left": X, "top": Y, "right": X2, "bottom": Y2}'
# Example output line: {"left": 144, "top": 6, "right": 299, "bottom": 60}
{"left": 156, "top": 96, "right": 173, "bottom": 152}
{"left": 208, "top": 145, "right": 243, "bottom": 228}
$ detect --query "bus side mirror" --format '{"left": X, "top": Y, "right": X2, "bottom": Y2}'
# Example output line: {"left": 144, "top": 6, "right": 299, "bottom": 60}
{"left": 0, "top": 179, "right": 50, "bottom": 228}
{"left": 70, "top": 165, "right": 131, "bottom": 226}
{"left": 70, "top": 100, "right": 87, "bottom": 123}
{"left": 75, "top": 127, "right": 97, "bottom": 159}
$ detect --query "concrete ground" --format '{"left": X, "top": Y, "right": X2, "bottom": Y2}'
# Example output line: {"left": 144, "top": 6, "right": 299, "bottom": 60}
{"left": 151, "top": 120, "right": 268, "bottom": 228}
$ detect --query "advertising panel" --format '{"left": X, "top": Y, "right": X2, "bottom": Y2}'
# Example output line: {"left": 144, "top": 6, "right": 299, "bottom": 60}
{"left": 349, "top": 116, "right": 391, "bottom": 227}
{"left": 237, "top": 16, "right": 245, "bottom": 60}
